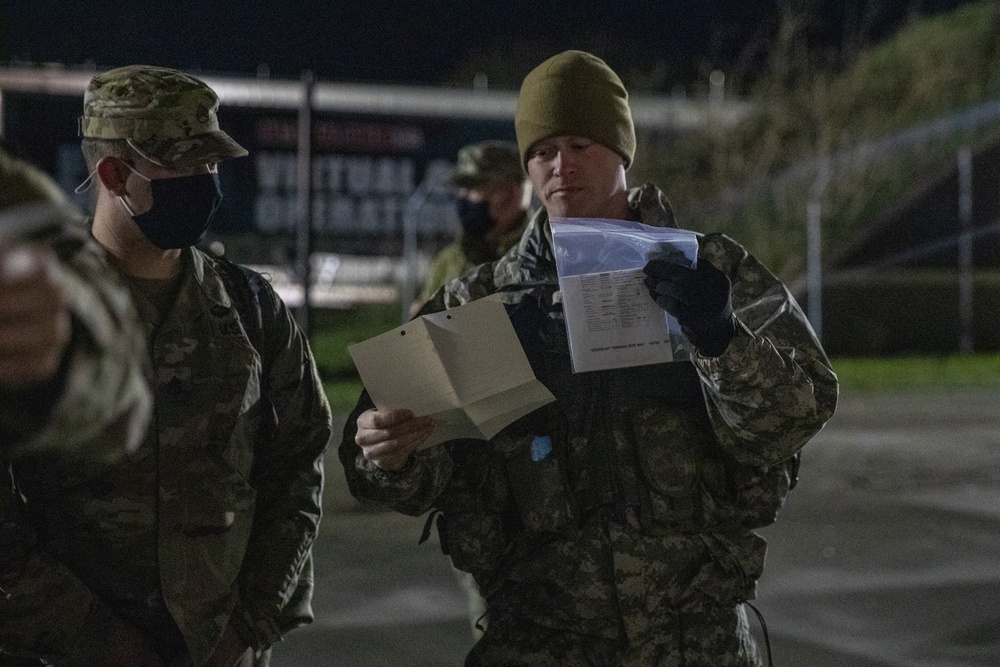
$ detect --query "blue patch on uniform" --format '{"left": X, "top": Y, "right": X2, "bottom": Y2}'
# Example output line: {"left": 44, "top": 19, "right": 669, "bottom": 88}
{"left": 530, "top": 435, "right": 553, "bottom": 462}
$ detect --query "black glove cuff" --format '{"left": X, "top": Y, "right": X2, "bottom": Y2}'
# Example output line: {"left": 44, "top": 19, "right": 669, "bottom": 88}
{"left": 681, "top": 315, "right": 737, "bottom": 357}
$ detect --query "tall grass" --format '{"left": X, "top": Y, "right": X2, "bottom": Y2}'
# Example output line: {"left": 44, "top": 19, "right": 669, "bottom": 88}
{"left": 309, "top": 304, "right": 400, "bottom": 414}
{"left": 832, "top": 353, "right": 1000, "bottom": 392}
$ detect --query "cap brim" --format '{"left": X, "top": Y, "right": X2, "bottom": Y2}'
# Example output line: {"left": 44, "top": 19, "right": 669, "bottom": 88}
{"left": 130, "top": 130, "right": 248, "bottom": 170}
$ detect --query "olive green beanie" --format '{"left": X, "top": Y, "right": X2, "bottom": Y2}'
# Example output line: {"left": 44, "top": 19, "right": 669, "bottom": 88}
{"left": 515, "top": 50, "right": 635, "bottom": 170}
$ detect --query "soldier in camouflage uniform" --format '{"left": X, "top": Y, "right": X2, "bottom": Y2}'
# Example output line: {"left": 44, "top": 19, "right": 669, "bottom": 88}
{"left": 0, "top": 67, "right": 332, "bottom": 667}
{"left": 340, "top": 50, "right": 838, "bottom": 666}
{"left": 0, "top": 142, "right": 151, "bottom": 460}
{"left": 416, "top": 141, "right": 530, "bottom": 308}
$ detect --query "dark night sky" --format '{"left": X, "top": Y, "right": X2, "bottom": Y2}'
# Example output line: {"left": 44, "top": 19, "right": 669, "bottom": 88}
{"left": 1, "top": 0, "right": 980, "bottom": 92}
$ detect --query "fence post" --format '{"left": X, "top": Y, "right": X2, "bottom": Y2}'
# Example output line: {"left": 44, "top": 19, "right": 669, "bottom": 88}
{"left": 957, "top": 146, "right": 974, "bottom": 354}
{"left": 400, "top": 190, "right": 419, "bottom": 323}
{"left": 400, "top": 173, "right": 441, "bottom": 323}
{"left": 294, "top": 70, "right": 315, "bottom": 337}
{"left": 806, "top": 156, "right": 831, "bottom": 340}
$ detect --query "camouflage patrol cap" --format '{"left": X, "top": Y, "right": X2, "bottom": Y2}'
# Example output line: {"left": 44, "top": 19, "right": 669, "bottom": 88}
{"left": 80, "top": 65, "right": 248, "bottom": 169}
{"left": 450, "top": 140, "right": 523, "bottom": 188}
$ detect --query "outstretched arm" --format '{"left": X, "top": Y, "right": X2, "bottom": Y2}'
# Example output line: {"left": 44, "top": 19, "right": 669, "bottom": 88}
{"left": 1, "top": 208, "right": 151, "bottom": 462}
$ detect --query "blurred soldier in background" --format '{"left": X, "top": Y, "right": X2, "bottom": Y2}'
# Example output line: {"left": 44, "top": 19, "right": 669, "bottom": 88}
{"left": 415, "top": 140, "right": 530, "bottom": 311}
{"left": 342, "top": 50, "right": 838, "bottom": 666}
{"left": 0, "top": 66, "right": 332, "bottom": 667}
{"left": 0, "top": 123, "right": 151, "bottom": 459}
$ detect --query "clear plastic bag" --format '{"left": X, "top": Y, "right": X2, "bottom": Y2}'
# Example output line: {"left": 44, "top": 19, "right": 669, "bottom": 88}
{"left": 550, "top": 217, "right": 699, "bottom": 372}
{"left": 550, "top": 217, "right": 699, "bottom": 276}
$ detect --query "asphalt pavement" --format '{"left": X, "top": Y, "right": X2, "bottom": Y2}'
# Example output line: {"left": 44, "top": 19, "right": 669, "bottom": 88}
{"left": 271, "top": 388, "right": 1000, "bottom": 667}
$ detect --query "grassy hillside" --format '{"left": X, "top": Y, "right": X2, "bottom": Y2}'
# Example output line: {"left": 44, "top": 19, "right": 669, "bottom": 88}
{"left": 645, "top": 1, "right": 1000, "bottom": 281}
{"left": 309, "top": 304, "right": 400, "bottom": 414}
{"left": 832, "top": 352, "right": 1000, "bottom": 392}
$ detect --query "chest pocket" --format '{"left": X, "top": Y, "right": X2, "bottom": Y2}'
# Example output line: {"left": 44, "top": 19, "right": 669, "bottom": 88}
{"left": 614, "top": 363, "right": 729, "bottom": 530}
{"left": 154, "top": 295, "right": 260, "bottom": 480}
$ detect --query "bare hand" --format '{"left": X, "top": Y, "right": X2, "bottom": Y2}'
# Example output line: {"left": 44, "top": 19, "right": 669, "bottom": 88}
{"left": 355, "top": 408, "right": 434, "bottom": 471}
{"left": 0, "top": 245, "right": 71, "bottom": 390}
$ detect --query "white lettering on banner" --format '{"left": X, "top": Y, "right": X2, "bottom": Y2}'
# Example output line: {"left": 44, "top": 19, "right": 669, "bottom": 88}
{"left": 254, "top": 152, "right": 455, "bottom": 236}
{"left": 357, "top": 198, "right": 380, "bottom": 232}
{"left": 256, "top": 152, "right": 298, "bottom": 191}
{"left": 422, "top": 160, "right": 455, "bottom": 194}
{"left": 346, "top": 157, "right": 373, "bottom": 195}
{"left": 309, "top": 155, "right": 415, "bottom": 194}
{"left": 255, "top": 193, "right": 298, "bottom": 234}
{"left": 382, "top": 198, "right": 402, "bottom": 231}
{"left": 256, "top": 193, "right": 455, "bottom": 236}
{"left": 313, "top": 156, "right": 344, "bottom": 192}
{"left": 375, "top": 157, "right": 399, "bottom": 194}
{"left": 330, "top": 196, "right": 355, "bottom": 231}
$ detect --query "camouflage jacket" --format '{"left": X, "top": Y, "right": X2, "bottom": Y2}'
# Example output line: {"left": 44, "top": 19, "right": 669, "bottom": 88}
{"left": 0, "top": 148, "right": 151, "bottom": 460}
{"left": 417, "top": 211, "right": 528, "bottom": 303}
{"left": 0, "top": 247, "right": 332, "bottom": 666}
{"left": 340, "top": 184, "right": 838, "bottom": 655}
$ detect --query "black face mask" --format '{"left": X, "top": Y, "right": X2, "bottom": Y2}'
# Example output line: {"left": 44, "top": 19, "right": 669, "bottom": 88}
{"left": 120, "top": 170, "right": 223, "bottom": 250}
{"left": 457, "top": 198, "right": 494, "bottom": 237}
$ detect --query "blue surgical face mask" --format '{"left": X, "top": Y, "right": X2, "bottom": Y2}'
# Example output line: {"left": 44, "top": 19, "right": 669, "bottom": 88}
{"left": 118, "top": 163, "right": 223, "bottom": 250}
{"left": 456, "top": 197, "right": 494, "bottom": 237}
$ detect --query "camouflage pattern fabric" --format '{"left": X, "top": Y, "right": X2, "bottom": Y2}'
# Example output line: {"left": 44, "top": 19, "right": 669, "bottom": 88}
{"left": 466, "top": 594, "right": 760, "bottom": 666}
{"left": 0, "top": 148, "right": 151, "bottom": 461}
{"left": 450, "top": 141, "right": 523, "bottom": 189}
{"left": 418, "top": 212, "right": 527, "bottom": 303}
{"left": 0, "top": 148, "right": 72, "bottom": 210}
{"left": 80, "top": 65, "right": 247, "bottom": 169}
{"left": 0, "top": 247, "right": 332, "bottom": 666}
{"left": 340, "top": 183, "right": 838, "bottom": 665}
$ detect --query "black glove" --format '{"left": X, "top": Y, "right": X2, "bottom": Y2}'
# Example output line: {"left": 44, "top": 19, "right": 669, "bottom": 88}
{"left": 643, "top": 249, "right": 737, "bottom": 357}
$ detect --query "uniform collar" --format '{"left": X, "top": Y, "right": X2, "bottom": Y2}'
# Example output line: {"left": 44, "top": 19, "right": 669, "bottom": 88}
{"left": 188, "top": 247, "right": 233, "bottom": 310}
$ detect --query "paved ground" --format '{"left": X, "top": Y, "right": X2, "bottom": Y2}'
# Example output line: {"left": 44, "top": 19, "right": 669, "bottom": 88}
{"left": 751, "top": 389, "right": 1000, "bottom": 667}
{"left": 271, "top": 388, "right": 1000, "bottom": 666}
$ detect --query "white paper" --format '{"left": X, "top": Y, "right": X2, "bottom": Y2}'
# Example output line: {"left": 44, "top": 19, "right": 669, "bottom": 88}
{"left": 560, "top": 268, "right": 682, "bottom": 373}
{"left": 348, "top": 294, "right": 555, "bottom": 448}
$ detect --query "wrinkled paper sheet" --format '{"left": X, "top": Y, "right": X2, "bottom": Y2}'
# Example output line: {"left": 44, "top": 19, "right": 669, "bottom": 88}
{"left": 349, "top": 294, "right": 555, "bottom": 448}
